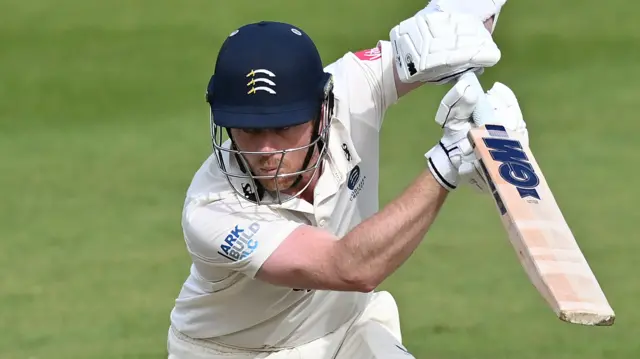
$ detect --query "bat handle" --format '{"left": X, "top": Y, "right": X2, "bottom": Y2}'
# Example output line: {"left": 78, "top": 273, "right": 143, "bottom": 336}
{"left": 457, "top": 71, "right": 495, "bottom": 127}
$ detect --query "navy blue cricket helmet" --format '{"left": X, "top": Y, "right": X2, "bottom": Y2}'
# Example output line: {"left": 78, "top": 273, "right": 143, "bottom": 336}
{"left": 205, "top": 21, "right": 335, "bottom": 205}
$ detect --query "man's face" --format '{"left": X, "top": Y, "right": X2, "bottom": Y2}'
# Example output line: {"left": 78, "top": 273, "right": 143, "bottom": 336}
{"left": 230, "top": 121, "right": 318, "bottom": 192}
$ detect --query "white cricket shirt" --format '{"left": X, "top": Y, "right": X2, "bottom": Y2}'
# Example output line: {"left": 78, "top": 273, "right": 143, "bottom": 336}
{"left": 170, "top": 40, "right": 399, "bottom": 349}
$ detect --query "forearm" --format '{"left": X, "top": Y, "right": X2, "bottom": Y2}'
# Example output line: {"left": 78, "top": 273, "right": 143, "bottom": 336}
{"left": 336, "top": 170, "right": 448, "bottom": 290}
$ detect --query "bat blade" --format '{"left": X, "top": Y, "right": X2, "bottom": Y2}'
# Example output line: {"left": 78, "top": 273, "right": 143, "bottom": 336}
{"left": 468, "top": 124, "right": 615, "bottom": 326}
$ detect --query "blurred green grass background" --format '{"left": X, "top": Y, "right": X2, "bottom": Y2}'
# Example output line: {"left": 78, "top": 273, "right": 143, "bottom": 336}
{"left": 1, "top": 0, "right": 638, "bottom": 358}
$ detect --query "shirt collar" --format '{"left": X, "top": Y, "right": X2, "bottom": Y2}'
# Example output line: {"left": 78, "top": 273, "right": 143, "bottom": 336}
{"left": 275, "top": 94, "right": 361, "bottom": 214}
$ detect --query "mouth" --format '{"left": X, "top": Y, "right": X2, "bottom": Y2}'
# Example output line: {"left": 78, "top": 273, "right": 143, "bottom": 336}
{"left": 259, "top": 168, "right": 279, "bottom": 175}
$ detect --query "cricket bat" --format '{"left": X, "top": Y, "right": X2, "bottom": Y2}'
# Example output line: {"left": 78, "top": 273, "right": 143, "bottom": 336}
{"left": 458, "top": 73, "right": 615, "bottom": 326}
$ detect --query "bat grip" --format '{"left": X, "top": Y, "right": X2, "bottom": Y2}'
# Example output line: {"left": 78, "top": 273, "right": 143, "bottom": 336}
{"left": 457, "top": 71, "right": 495, "bottom": 126}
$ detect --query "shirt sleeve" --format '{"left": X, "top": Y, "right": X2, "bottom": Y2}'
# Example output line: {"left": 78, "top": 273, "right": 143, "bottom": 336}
{"left": 327, "top": 40, "right": 399, "bottom": 131}
{"left": 182, "top": 199, "right": 303, "bottom": 279}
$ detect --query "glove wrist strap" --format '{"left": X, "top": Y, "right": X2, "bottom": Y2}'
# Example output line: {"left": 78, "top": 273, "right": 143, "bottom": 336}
{"left": 426, "top": 143, "right": 458, "bottom": 191}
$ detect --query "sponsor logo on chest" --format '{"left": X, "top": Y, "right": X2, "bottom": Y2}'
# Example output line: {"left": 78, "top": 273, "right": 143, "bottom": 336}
{"left": 347, "top": 165, "right": 366, "bottom": 202}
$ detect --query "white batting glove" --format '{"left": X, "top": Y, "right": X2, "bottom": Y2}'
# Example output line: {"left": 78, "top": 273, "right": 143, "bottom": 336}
{"left": 390, "top": 9, "right": 500, "bottom": 84}
{"left": 426, "top": 77, "right": 529, "bottom": 192}
{"left": 426, "top": 79, "right": 480, "bottom": 190}
{"left": 484, "top": 82, "right": 528, "bottom": 146}
{"left": 460, "top": 82, "right": 528, "bottom": 193}
{"left": 424, "top": 0, "right": 507, "bottom": 33}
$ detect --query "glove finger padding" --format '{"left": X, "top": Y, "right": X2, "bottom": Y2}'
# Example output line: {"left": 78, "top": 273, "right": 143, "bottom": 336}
{"left": 435, "top": 78, "right": 481, "bottom": 131}
{"left": 390, "top": 11, "right": 500, "bottom": 84}
{"left": 427, "top": 74, "right": 484, "bottom": 191}
{"left": 425, "top": 0, "right": 507, "bottom": 32}
{"left": 486, "top": 82, "right": 529, "bottom": 146}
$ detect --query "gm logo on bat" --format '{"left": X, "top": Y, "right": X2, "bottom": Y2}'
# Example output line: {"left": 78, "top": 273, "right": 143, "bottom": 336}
{"left": 483, "top": 126, "right": 541, "bottom": 200}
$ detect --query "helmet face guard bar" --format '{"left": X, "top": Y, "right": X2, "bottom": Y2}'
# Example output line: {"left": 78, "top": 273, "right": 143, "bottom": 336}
{"left": 210, "top": 121, "right": 330, "bottom": 205}
{"left": 209, "top": 78, "right": 335, "bottom": 205}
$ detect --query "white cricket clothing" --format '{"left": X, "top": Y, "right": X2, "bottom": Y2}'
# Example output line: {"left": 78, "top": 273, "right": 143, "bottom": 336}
{"left": 169, "top": 40, "right": 400, "bottom": 351}
{"left": 168, "top": 292, "right": 415, "bottom": 359}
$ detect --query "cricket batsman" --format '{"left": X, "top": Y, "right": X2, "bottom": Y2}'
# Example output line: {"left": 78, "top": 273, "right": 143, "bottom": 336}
{"left": 168, "top": 0, "right": 529, "bottom": 357}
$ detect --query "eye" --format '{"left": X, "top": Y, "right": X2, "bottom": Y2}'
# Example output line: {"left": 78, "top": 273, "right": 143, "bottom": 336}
{"left": 271, "top": 126, "right": 291, "bottom": 135}
{"left": 241, "top": 128, "right": 261, "bottom": 135}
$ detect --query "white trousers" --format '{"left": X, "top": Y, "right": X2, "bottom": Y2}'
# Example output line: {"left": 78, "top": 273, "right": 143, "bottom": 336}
{"left": 167, "top": 291, "right": 415, "bottom": 359}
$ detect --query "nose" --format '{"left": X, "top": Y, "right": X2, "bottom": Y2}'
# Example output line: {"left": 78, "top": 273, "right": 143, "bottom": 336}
{"left": 253, "top": 133, "right": 281, "bottom": 153}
